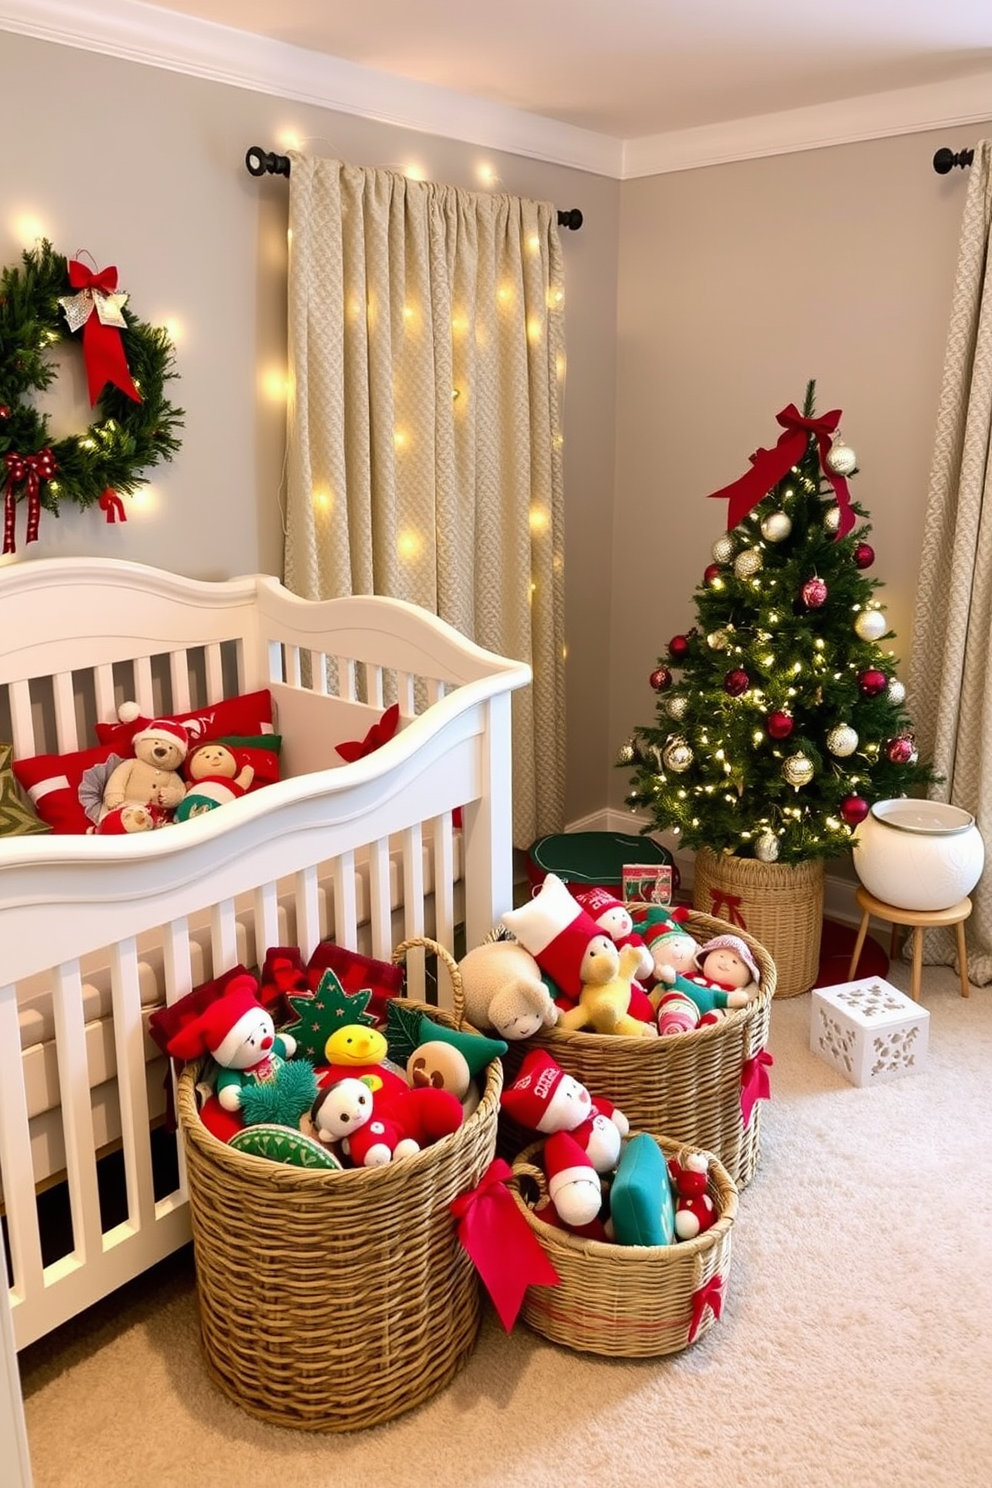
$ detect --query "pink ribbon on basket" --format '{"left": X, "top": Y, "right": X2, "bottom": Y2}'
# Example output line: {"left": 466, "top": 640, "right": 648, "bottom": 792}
{"left": 741, "top": 1049, "right": 774, "bottom": 1127}
{"left": 688, "top": 1273, "right": 725, "bottom": 1345}
{"left": 707, "top": 888, "right": 748, "bottom": 929}
{"left": 450, "top": 1158, "right": 560, "bottom": 1331}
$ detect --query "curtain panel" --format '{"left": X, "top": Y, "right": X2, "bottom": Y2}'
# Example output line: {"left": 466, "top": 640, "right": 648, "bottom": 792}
{"left": 284, "top": 154, "right": 566, "bottom": 847}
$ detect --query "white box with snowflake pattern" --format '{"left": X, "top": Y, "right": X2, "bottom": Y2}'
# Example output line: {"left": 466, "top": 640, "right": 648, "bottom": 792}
{"left": 809, "top": 977, "right": 930, "bottom": 1087}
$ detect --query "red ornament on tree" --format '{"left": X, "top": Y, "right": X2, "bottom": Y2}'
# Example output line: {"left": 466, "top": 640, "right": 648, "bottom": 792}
{"left": 704, "top": 563, "right": 722, "bottom": 585}
{"left": 840, "top": 795, "right": 870, "bottom": 826}
{"left": 766, "top": 711, "right": 794, "bottom": 740}
{"left": 858, "top": 669, "right": 887, "bottom": 697}
{"left": 0, "top": 405, "right": 9, "bottom": 420}
{"left": 800, "top": 576, "right": 828, "bottom": 609}
{"left": 650, "top": 667, "right": 673, "bottom": 693}
{"left": 885, "top": 735, "right": 916, "bottom": 764}
{"left": 724, "top": 669, "right": 750, "bottom": 697}
{"left": 669, "top": 634, "right": 690, "bottom": 661}
{"left": 853, "top": 542, "right": 875, "bottom": 570}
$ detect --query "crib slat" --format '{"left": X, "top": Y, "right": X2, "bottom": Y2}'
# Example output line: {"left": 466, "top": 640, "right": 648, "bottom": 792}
{"left": 52, "top": 961, "right": 103, "bottom": 1262}
{"left": 337, "top": 657, "right": 356, "bottom": 702}
{"left": 6, "top": 679, "right": 35, "bottom": 759}
{"left": 294, "top": 866, "right": 321, "bottom": 961}
{"left": 210, "top": 900, "right": 239, "bottom": 976}
{"left": 433, "top": 813, "right": 457, "bottom": 972}
{"left": 133, "top": 655, "right": 155, "bottom": 717}
{"left": 367, "top": 664, "right": 384, "bottom": 709}
{"left": 93, "top": 663, "right": 117, "bottom": 730}
{"left": 397, "top": 671, "right": 416, "bottom": 716}
{"left": 52, "top": 671, "right": 79, "bottom": 751}
{"left": 253, "top": 882, "right": 280, "bottom": 965}
{"left": 399, "top": 826, "right": 427, "bottom": 1000}
{"left": 162, "top": 919, "right": 194, "bottom": 1004}
{"left": 0, "top": 983, "right": 46, "bottom": 1305}
{"left": 168, "top": 650, "right": 192, "bottom": 714}
{"left": 308, "top": 650, "right": 329, "bottom": 695}
{"left": 368, "top": 837, "right": 392, "bottom": 961}
{"left": 204, "top": 642, "right": 225, "bottom": 703}
{"left": 332, "top": 850, "right": 358, "bottom": 947}
{"left": 109, "top": 939, "right": 157, "bottom": 1226}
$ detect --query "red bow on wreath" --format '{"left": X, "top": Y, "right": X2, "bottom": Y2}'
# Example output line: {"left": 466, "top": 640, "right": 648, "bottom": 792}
{"left": 3, "top": 448, "right": 57, "bottom": 555}
{"left": 59, "top": 260, "right": 141, "bottom": 407}
{"left": 708, "top": 403, "right": 855, "bottom": 539}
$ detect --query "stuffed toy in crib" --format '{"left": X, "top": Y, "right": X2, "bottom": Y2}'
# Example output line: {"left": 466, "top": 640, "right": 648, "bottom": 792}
{"left": 99, "top": 717, "right": 189, "bottom": 823}
{"left": 174, "top": 740, "right": 255, "bottom": 822}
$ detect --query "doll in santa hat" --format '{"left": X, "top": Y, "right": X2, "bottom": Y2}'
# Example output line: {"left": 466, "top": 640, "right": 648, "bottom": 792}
{"left": 500, "top": 1047, "right": 628, "bottom": 1172}
{"left": 572, "top": 886, "right": 654, "bottom": 983}
{"left": 535, "top": 1130, "right": 609, "bottom": 1237}
{"left": 166, "top": 974, "right": 298, "bottom": 1116}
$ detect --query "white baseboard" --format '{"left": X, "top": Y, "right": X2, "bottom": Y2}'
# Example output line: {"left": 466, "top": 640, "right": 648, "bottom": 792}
{"left": 566, "top": 808, "right": 862, "bottom": 928}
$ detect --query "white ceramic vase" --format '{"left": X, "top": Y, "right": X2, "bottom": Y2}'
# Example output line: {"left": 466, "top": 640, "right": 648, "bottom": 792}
{"left": 852, "top": 799, "right": 985, "bottom": 912}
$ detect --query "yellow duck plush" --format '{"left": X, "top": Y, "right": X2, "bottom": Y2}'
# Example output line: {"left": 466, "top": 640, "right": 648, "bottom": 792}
{"left": 557, "top": 943, "right": 657, "bottom": 1037}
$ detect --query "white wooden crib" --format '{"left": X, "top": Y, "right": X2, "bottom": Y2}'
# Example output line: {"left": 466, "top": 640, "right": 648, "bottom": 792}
{"left": 0, "top": 557, "right": 530, "bottom": 1479}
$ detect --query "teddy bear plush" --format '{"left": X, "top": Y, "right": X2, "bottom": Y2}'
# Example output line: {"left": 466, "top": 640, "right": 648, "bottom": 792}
{"left": 174, "top": 740, "right": 255, "bottom": 823}
{"left": 99, "top": 718, "right": 189, "bottom": 823}
{"left": 557, "top": 941, "right": 657, "bottom": 1037}
{"left": 457, "top": 937, "right": 560, "bottom": 1039}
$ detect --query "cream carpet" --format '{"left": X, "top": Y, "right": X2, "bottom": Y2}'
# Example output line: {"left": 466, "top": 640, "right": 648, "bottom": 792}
{"left": 19, "top": 960, "right": 992, "bottom": 1488}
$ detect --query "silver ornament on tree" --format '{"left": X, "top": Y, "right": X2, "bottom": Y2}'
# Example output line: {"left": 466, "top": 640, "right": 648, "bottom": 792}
{"left": 662, "top": 737, "right": 694, "bottom": 773}
{"left": 823, "top": 505, "right": 841, "bottom": 534}
{"left": 617, "top": 740, "right": 635, "bottom": 766}
{"left": 826, "top": 724, "right": 858, "bottom": 757}
{"left": 754, "top": 830, "right": 780, "bottom": 863}
{"left": 782, "top": 752, "right": 815, "bottom": 788}
{"left": 825, "top": 438, "right": 857, "bottom": 476}
{"left": 887, "top": 678, "right": 906, "bottom": 706}
{"left": 707, "top": 629, "right": 728, "bottom": 650}
{"left": 711, "top": 534, "right": 736, "bottom": 564}
{"left": 760, "top": 511, "right": 792, "bottom": 542}
{"left": 854, "top": 608, "right": 887, "bottom": 642}
{"left": 666, "top": 693, "right": 688, "bottom": 720}
{"left": 734, "top": 547, "right": 763, "bottom": 579}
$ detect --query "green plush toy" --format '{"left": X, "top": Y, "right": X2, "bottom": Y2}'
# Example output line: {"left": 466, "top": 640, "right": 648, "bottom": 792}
{"left": 609, "top": 1133, "right": 676, "bottom": 1247}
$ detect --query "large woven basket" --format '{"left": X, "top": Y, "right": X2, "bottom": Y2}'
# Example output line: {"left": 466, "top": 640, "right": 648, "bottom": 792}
{"left": 509, "top": 1135, "right": 738, "bottom": 1357}
{"left": 692, "top": 846, "right": 825, "bottom": 999}
{"left": 176, "top": 938, "right": 502, "bottom": 1433}
{"left": 498, "top": 910, "right": 774, "bottom": 1188}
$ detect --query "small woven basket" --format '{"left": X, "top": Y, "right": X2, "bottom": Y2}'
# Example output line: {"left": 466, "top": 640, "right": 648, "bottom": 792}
{"left": 692, "top": 847, "right": 825, "bottom": 999}
{"left": 498, "top": 910, "right": 774, "bottom": 1188}
{"left": 176, "top": 938, "right": 502, "bottom": 1433}
{"left": 509, "top": 1135, "right": 737, "bottom": 1357}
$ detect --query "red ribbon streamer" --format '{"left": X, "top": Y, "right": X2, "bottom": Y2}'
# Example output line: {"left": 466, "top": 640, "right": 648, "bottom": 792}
{"left": 688, "top": 1273, "right": 725, "bottom": 1344}
{"left": 99, "top": 489, "right": 127, "bottom": 523}
{"left": 450, "top": 1158, "right": 560, "bottom": 1331}
{"left": 741, "top": 1049, "right": 774, "bottom": 1127}
{"left": 707, "top": 889, "right": 747, "bottom": 929}
{"left": 3, "top": 448, "right": 56, "bottom": 554}
{"left": 67, "top": 260, "right": 141, "bottom": 407}
{"left": 336, "top": 701, "right": 401, "bottom": 763}
{"left": 707, "top": 403, "right": 854, "bottom": 538}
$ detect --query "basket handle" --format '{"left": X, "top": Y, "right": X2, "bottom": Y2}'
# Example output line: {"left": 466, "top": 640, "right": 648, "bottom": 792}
{"left": 508, "top": 1158, "right": 549, "bottom": 1208}
{"left": 392, "top": 937, "right": 466, "bottom": 1026}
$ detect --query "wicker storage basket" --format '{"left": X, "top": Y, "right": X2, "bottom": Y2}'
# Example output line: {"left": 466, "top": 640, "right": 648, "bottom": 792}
{"left": 692, "top": 846, "right": 825, "bottom": 999}
{"left": 176, "top": 938, "right": 502, "bottom": 1433}
{"left": 509, "top": 1135, "right": 738, "bottom": 1357}
{"left": 498, "top": 911, "right": 774, "bottom": 1188}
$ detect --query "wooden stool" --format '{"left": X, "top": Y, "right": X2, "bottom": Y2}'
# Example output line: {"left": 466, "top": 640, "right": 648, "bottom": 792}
{"left": 847, "top": 885, "right": 972, "bottom": 1003}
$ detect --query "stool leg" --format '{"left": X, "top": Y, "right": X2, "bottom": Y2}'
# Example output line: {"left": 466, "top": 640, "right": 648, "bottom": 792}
{"left": 911, "top": 926, "right": 924, "bottom": 1003}
{"left": 848, "top": 912, "right": 871, "bottom": 981}
{"left": 954, "top": 920, "right": 971, "bottom": 999}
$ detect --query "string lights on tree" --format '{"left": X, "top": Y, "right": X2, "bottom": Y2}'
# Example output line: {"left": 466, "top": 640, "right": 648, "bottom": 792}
{"left": 621, "top": 380, "right": 936, "bottom": 865}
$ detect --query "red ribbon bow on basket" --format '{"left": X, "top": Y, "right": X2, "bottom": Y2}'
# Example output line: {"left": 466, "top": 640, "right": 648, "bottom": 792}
{"left": 688, "top": 1273, "right": 725, "bottom": 1345}
{"left": 3, "top": 448, "right": 57, "bottom": 554}
{"left": 60, "top": 260, "right": 141, "bottom": 407}
{"left": 707, "top": 403, "right": 855, "bottom": 538}
{"left": 450, "top": 1158, "right": 560, "bottom": 1331}
{"left": 707, "top": 888, "right": 747, "bottom": 929}
{"left": 741, "top": 1049, "right": 774, "bottom": 1127}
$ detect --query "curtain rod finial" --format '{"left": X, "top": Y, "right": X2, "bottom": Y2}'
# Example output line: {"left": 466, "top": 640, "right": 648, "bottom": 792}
{"left": 245, "top": 146, "right": 291, "bottom": 178}
{"left": 933, "top": 146, "right": 975, "bottom": 174}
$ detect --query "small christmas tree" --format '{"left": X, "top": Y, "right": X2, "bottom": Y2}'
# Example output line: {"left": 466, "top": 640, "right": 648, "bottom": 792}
{"left": 622, "top": 381, "right": 936, "bottom": 865}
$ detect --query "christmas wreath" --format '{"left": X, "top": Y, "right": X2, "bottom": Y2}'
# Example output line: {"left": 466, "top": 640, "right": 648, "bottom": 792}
{"left": 0, "top": 238, "right": 184, "bottom": 554}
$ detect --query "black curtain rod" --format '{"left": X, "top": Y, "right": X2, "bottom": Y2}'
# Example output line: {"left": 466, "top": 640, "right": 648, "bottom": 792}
{"left": 933, "top": 146, "right": 975, "bottom": 174}
{"left": 245, "top": 146, "right": 583, "bottom": 230}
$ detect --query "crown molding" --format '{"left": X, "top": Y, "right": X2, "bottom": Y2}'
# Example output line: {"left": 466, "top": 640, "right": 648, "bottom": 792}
{"left": 2, "top": 0, "right": 990, "bottom": 181}
{"left": 622, "top": 72, "right": 992, "bottom": 178}
{"left": 0, "top": 0, "right": 623, "bottom": 177}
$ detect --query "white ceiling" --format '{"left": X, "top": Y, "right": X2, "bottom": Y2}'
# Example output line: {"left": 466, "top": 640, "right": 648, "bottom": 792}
{"left": 108, "top": 0, "right": 992, "bottom": 141}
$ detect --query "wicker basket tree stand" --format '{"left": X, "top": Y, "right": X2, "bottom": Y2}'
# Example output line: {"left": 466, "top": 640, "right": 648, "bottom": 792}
{"left": 692, "top": 847, "right": 825, "bottom": 999}
{"left": 176, "top": 939, "right": 502, "bottom": 1433}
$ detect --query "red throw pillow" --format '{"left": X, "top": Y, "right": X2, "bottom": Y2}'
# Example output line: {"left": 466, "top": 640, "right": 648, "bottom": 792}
{"left": 13, "top": 742, "right": 122, "bottom": 834}
{"left": 212, "top": 735, "right": 282, "bottom": 792}
{"left": 95, "top": 689, "right": 274, "bottom": 750}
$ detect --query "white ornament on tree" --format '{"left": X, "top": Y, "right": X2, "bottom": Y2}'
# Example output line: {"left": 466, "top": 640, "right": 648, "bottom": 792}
{"left": 662, "top": 738, "right": 694, "bottom": 773}
{"left": 707, "top": 630, "right": 728, "bottom": 650}
{"left": 823, "top": 505, "right": 841, "bottom": 534}
{"left": 666, "top": 694, "right": 688, "bottom": 720}
{"left": 734, "top": 547, "right": 763, "bottom": 579}
{"left": 887, "top": 678, "right": 906, "bottom": 706}
{"left": 760, "top": 512, "right": 792, "bottom": 542}
{"left": 712, "top": 534, "right": 736, "bottom": 564}
{"left": 826, "top": 439, "right": 857, "bottom": 476}
{"left": 782, "top": 753, "right": 815, "bottom": 788}
{"left": 854, "top": 609, "right": 887, "bottom": 642}
{"left": 755, "top": 830, "right": 780, "bottom": 863}
{"left": 826, "top": 724, "right": 859, "bottom": 757}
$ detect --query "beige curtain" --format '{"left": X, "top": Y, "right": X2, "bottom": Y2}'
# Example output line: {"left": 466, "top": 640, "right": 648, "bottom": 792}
{"left": 283, "top": 153, "right": 566, "bottom": 847}
{"left": 908, "top": 139, "right": 992, "bottom": 983}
